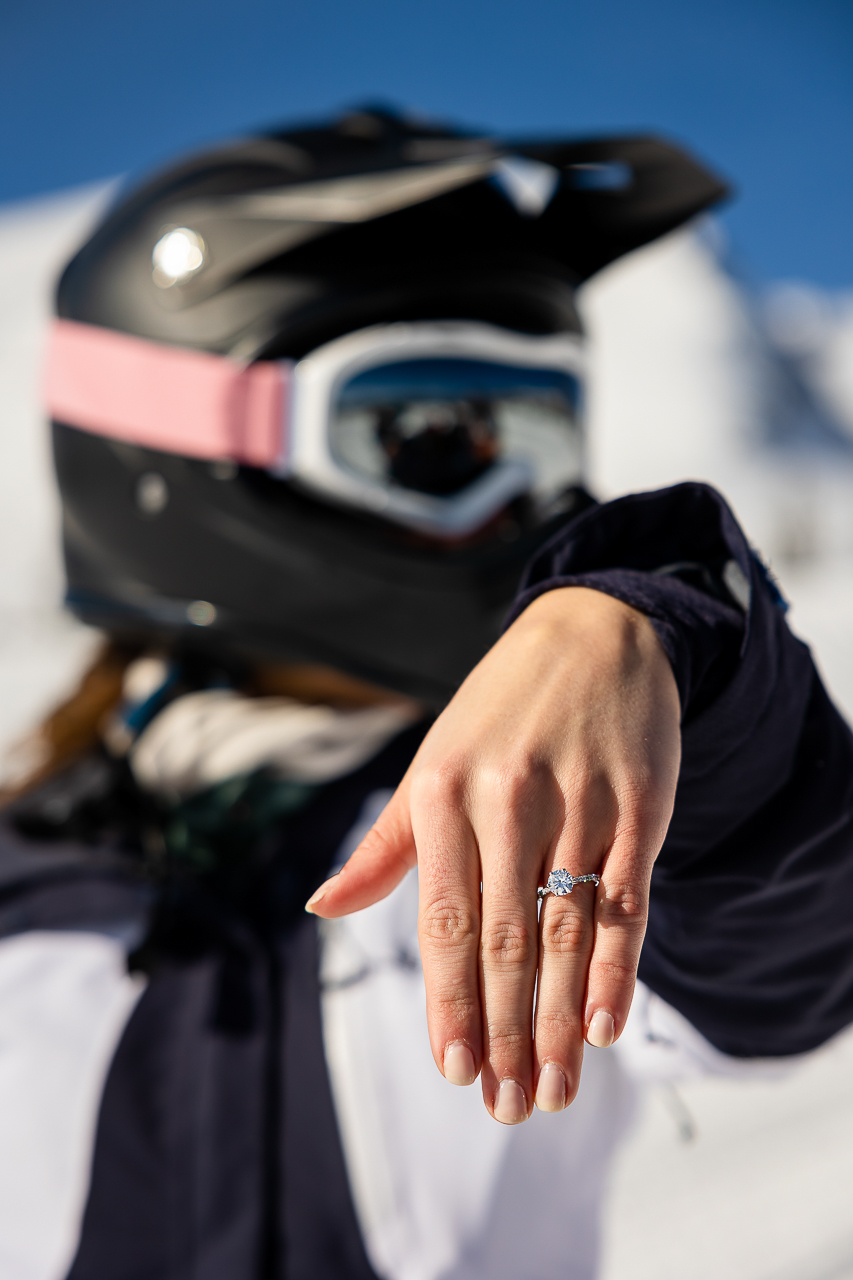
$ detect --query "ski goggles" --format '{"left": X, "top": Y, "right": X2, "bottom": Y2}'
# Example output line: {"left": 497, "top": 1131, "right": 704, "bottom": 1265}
{"left": 46, "top": 319, "right": 584, "bottom": 538}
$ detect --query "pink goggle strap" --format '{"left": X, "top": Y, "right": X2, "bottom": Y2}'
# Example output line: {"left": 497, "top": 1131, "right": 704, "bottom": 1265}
{"left": 44, "top": 319, "right": 292, "bottom": 468}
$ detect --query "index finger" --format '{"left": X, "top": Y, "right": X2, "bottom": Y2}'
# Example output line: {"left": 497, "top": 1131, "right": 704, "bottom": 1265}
{"left": 413, "top": 774, "right": 484, "bottom": 1089}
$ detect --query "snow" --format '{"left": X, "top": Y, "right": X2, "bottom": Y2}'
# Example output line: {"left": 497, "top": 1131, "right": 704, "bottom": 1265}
{"left": 0, "top": 185, "right": 116, "bottom": 778}
{"left": 1, "top": 188, "right": 852, "bottom": 1279}
{"left": 580, "top": 222, "right": 853, "bottom": 719}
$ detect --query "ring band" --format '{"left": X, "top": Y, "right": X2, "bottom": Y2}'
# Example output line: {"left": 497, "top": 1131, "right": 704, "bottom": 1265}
{"left": 538, "top": 869, "right": 601, "bottom": 901}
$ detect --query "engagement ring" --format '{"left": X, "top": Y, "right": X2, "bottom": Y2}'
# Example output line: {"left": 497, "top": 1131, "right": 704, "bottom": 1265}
{"left": 538, "top": 869, "right": 601, "bottom": 900}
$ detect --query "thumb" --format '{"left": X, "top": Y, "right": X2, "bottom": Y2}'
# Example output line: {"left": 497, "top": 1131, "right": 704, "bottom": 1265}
{"left": 305, "top": 775, "right": 417, "bottom": 917}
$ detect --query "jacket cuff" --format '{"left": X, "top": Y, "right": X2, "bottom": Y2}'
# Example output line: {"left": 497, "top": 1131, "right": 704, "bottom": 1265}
{"left": 507, "top": 483, "right": 759, "bottom": 724}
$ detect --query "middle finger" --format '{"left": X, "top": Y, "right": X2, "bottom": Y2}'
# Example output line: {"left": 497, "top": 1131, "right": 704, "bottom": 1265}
{"left": 477, "top": 778, "right": 554, "bottom": 1124}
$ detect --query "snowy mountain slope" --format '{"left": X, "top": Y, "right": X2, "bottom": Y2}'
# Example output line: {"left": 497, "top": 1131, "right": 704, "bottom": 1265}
{"left": 579, "top": 225, "right": 853, "bottom": 719}
{"left": 0, "top": 185, "right": 114, "bottom": 775}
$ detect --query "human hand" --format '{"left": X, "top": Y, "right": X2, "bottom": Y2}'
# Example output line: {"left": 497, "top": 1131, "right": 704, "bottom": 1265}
{"left": 306, "top": 587, "right": 681, "bottom": 1123}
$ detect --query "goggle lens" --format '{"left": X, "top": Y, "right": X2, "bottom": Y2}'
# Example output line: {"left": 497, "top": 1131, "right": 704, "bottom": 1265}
{"left": 331, "top": 358, "right": 582, "bottom": 505}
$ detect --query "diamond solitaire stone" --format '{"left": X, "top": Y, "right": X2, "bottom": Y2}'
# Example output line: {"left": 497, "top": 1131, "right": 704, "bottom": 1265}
{"left": 538, "top": 869, "right": 600, "bottom": 901}
{"left": 547, "top": 869, "right": 574, "bottom": 896}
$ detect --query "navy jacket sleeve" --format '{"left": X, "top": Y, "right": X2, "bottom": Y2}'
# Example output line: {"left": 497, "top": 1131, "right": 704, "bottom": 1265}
{"left": 510, "top": 482, "right": 853, "bottom": 1058}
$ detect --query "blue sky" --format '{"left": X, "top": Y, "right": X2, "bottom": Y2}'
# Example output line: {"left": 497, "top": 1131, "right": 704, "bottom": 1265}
{"left": 2, "top": 0, "right": 852, "bottom": 287}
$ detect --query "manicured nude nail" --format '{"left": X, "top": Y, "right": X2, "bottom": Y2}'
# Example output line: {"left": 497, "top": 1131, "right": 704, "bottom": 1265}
{"left": 493, "top": 1079, "right": 527, "bottom": 1125}
{"left": 587, "top": 1010, "right": 615, "bottom": 1048}
{"left": 304, "top": 883, "right": 330, "bottom": 914}
{"left": 535, "top": 1062, "right": 567, "bottom": 1113}
{"left": 443, "top": 1042, "right": 476, "bottom": 1086}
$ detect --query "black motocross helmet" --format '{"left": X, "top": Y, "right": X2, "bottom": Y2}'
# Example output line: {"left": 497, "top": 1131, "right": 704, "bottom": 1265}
{"left": 49, "top": 106, "right": 727, "bottom": 706}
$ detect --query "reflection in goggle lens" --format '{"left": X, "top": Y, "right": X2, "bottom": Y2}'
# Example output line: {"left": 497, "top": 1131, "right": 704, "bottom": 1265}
{"left": 332, "top": 358, "right": 582, "bottom": 503}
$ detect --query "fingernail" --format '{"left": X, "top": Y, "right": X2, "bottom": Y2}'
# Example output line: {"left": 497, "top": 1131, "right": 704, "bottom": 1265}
{"left": 493, "top": 1079, "right": 527, "bottom": 1125}
{"left": 535, "top": 1062, "right": 567, "bottom": 1113}
{"left": 304, "top": 883, "right": 329, "bottom": 914}
{"left": 443, "top": 1042, "right": 476, "bottom": 1086}
{"left": 587, "top": 1010, "right": 615, "bottom": 1048}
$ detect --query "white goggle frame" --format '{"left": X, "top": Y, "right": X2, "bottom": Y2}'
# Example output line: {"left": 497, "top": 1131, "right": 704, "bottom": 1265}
{"left": 278, "top": 321, "right": 585, "bottom": 538}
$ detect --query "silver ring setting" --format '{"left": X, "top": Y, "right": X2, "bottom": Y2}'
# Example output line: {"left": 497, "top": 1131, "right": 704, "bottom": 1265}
{"left": 538, "top": 869, "right": 601, "bottom": 901}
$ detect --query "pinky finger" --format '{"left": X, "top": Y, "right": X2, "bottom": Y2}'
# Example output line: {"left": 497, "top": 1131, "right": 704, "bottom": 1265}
{"left": 583, "top": 869, "right": 651, "bottom": 1048}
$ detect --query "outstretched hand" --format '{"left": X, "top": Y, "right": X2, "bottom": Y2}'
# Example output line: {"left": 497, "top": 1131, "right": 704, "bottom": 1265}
{"left": 306, "top": 587, "right": 681, "bottom": 1123}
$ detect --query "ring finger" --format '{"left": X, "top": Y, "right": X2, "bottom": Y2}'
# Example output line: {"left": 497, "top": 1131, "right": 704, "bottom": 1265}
{"left": 533, "top": 857, "right": 599, "bottom": 1111}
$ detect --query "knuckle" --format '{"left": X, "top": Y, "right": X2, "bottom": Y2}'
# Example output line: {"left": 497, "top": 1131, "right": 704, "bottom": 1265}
{"left": 419, "top": 898, "right": 479, "bottom": 950}
{"left": 535, "top": 1009, "right": 579, "bottom": 1042}
{"left": 480, "top": 755, "right": 546, "bottom": 812}
{"left": 596, "top": 880, "right": 648, "bottom": 929}
{"left": 356, "top": 821, "right": 395, "bottom": 861}
{"left": 413, "top": 758, "right": 468, "bottom": 809}
{"left": 432, "top": 988, "right": 480, "bottom": 1025}
{"left": 486, "top": 1025, "right": 531, "bottom": 1057}
{"left": 540, "top": 906, "right": 592, "bottom": 955}
{"left": 481, "top": 918, "right": 535, "bottom": 968}
{"left": 617, "top": 774, "right": 654, "bottom": 809}
{"left": 592, "top": 955, "right": 639, "bottom": 991}
{"left": 617, "top": 786, "right": 671, "bottom": 842}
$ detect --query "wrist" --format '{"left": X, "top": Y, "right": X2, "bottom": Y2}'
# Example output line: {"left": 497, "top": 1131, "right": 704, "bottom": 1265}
{"left": 511, "top": 586, "right": 680, "bottom": 716}
{"left": 517, "top": 585, "right": 656, "bottom": 650}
